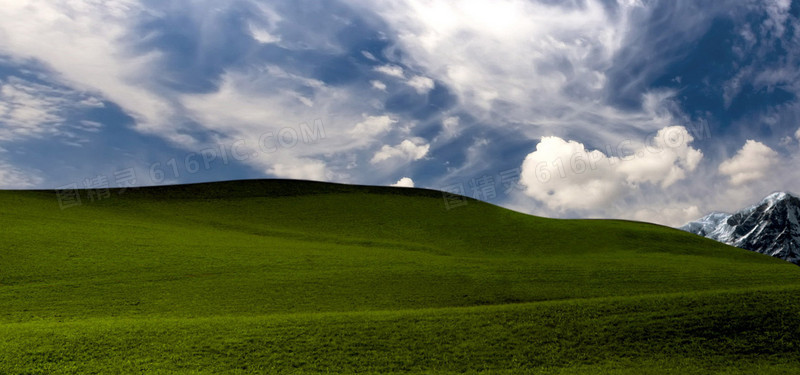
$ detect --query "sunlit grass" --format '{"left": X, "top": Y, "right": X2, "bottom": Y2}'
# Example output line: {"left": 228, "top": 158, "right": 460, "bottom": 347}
{"left": 1, "top": 180, "right": 799, "bottom": 373}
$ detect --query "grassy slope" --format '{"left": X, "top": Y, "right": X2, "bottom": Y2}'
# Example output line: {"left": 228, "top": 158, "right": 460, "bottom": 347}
{"left": 1, "top": 179, "right": 799, "bottom": 374}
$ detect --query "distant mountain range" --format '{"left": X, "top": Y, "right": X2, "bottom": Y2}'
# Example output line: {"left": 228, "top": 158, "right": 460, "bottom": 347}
{"left": 681, "top": 192, "right": 800, "bottom": 265}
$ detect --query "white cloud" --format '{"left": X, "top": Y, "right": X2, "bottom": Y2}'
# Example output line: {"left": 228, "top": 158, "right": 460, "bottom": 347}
{"left": 178, "top": 63, "right": 430, "bottom": 184}
{"left": 520, "top": 136, "right": 623, "bottom": 211}
{"left": 268, "top": 159, "right": 328, "bottom": 181}
{"left": 0, "top": 1, "right": 175, "bottom": 139}
{"left": 795, "top": 127, "right": 800, "bottom": 141}
{"left": 371, "top": 139, "right": 430, "bottom": 164}
{"left": 406, "top": 76, "right": 435, "bottom": 94}
{"left": 355, "top": 1, "right": 631, "bottom": 118}
{"left": 618, "top": 0, "right": 645, "bottom": 7}
{"left": 0, "top": 78, "right": 65, "bottom": 140}
{"left": 0, "top": 0, "right": 778, "bottom": 224}
{"left": 762, "top": 0, "right": 792, "bottom": 37}
{"left": 718, "top": 140, "right": 779, "bottom": 186}
{"left": 246, "top": 4, "right": 285, "bottom": 46}
{"left": 0, "top": 1, "right": 436, "bottom": 185}
{"left": 629, "top": 205, "right": 702, "bottom": 228}
{"left": 0, "top": 76, "right": 103, "bottom": 142}
{"left": 347, "top": 0, "right": 718, "bottom": 165}
{"left": 182, "top": 70, "right": 312, "bottom": 133}
{"left": 249, "top": 23, "right": 281, "bottom": 44}
{"left": 79, "top": 97, "right": 105, "bottom": 108}
{"left": 374, "top": 65, "right": 405, "bottom": 79}
{"left": 180, "top": 69, "right": 354, "bottom": 181}
{"left": 370, "top": 80, "right": 387, "bottom": 91}
{"left": 361, "top": 51, "right": 377, "bottom": 61}
{"left": 434, "top": 116, "right": 460, "bottom": 142}
{"left": 391, "top": 177, "right": 415, "bottom": 187}
{"left": 0, "top": 160, "right": 42, "bottom": 189}
{"left": 350, "top": 115, "right": 396, "bottom": 137}
{"left": 616, "top": 126, "right": 703, "bottom": 188}
{"left": 519, "top": 126, "right": 702, "bottom": 211}
{"left": 77, "top": 121, "right": 104, "bottom": 133}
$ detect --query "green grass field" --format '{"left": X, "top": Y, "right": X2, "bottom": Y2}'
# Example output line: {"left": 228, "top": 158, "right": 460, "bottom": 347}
{"left": 1, "top": 179, "right": 799, "bottom": 374}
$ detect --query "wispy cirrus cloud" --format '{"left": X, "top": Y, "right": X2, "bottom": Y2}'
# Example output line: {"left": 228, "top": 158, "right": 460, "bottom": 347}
{"left": 0, "top": 159, "right": 42, "bottom": 189}
{"left": 0, "top": 0, "right": 447, "bottom": 186}
{"left": 0, "top": 76, "right": 105, "bottom": 144}
{"left": 0, "top": 0, "right": 175, "bottom": 137}
{"left": 0, "top": 77, "right": 68, "bottom": 141}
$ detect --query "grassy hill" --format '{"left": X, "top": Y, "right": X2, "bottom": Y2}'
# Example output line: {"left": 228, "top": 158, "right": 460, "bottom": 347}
{"left": 1, "top": 179, "right": 799, "bottom": 374}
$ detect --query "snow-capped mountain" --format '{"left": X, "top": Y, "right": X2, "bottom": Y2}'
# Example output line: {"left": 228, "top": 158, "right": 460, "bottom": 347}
{"left": 680, "top": 192, "right": 800, "bottom": 265}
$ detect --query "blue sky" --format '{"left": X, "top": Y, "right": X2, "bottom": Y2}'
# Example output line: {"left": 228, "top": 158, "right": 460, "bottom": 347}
{"left": 1, "top": 0, "right": 799, "bottom": 225}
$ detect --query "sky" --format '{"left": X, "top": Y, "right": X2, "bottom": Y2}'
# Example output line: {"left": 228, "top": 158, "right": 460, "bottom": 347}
{"left": 0, "top": 0, "right": 799, "bottom": 226}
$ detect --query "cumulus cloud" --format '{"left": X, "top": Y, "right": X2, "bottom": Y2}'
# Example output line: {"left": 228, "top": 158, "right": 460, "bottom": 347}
{"left": 391, "top": 177, "right": 415, "bottom": 188}
{"left": 520, "top": 136, "right": 622, "bottom": 211}
{"left": 249, "top": 23, "right": 281, "bottom": 44}
{"left": 268, "top": 159, "right": 328, "bottom": 181}
{"left": 374, "top": 65, "right": 405, "bottom": 79}
{"left": 370, "top": 80, "right": 387, "bottom": 91}
{"left": 796, "top": 127, "right": 800, "bottom": 141}
{"left": 434, "top": 116, "right": 460, "bottom": 142}
{"left": 350, "top": 115, "right": 396, "bottom": 137}
{"left": 718, "top": 140, "right": 779, "bottom": 186}
{"left": 406, "top": 76, "right": 435, "bottom": 94}
{"left": 371, "top": 139, "right": 430, "bottom": 164}
{"left": 616, "top": 126, "right": 703, "bottom": 188}
{"left": 520, "top": 126, "right": 702, "bottom": 211}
